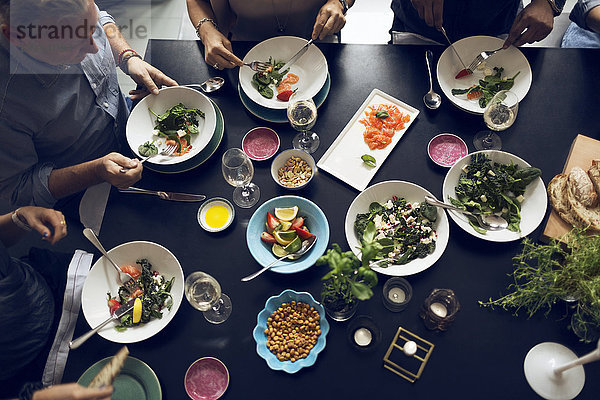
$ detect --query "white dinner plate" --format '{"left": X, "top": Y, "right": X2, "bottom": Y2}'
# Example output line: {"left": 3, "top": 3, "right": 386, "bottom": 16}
{"left": 81, "top": 241, "right": 184, "bottom": 343}
{"left": 239, "top": 36, "right": 328, "bottom": 110}
{"left": 126, "top": 86, "right": 217, "bottom": 165}
{"left": 345, "top": 180, "right": 449, "bottom": 276}
{"left": 317, "top": 89, "right": 419, "bottom": 191}
{"left": 442, "top": 150, "right": 547, "bottom": 242}
{"left": 436, "top": 35, "right": 532, "bottom": 114}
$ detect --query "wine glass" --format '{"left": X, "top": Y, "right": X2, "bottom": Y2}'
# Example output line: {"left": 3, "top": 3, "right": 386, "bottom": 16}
{"left": 287, "top": 93, "right": 319, "bottom": 154}
{"left": 221, "top": 148, "right": 260, "bottom": 208}
{"left": 523, "top": 339, "right": 600, "bottom": 400}
{"left": 185, "top": 271, "right": 232, "bottom": 324}
{"left": 473, "top": 90, "right": 519, "bottom": 151}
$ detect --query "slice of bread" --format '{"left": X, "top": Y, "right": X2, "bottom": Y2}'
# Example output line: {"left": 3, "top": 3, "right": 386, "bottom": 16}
{"left": 587, "top": 160, "right": 600, "bottom": 199}
{"left": 548, "top": 174, "right": 580, "bottom": 228}
{"left": 565, "top": 179, "right": 600, "bottom": 232}
{"left": 568, "top": 166, "right": 598, "bottom": 208}
{"left": 88, "top": 346, "right": 129, "bottom": 388}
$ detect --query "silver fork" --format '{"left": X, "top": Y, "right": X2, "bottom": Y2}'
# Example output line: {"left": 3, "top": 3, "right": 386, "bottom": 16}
{"left": 243, "top": 60, "right": 270, "bottom": 72}
{"left": 120, "top": 144, "right": 177, "bottom": 173}
{"left": 467, "top": 47, "right": 504, "bottom": 72}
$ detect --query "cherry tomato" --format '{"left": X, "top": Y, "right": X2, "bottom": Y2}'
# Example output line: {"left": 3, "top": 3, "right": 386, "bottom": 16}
{"left": 108, "top": 298, "right": 121, "bottom": 315}
{"left": 261, "top": 231, "right": 277, "bottom": 243}
{"left": 277, "top": 90, "right": 294, "bottom": 101}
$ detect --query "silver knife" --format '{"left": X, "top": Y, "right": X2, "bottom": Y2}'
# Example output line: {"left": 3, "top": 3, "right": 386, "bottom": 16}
{"left": 118, "top": 186, "right": 206, "bottom": 202}
{"left": 69, "top": 298, "right": 136, "bottom": 349}
{"left": 439, "top": 27, "right": 468, "bottom": 70}
{"left": 280, "top": 38, "right": 314, "bottom": 72}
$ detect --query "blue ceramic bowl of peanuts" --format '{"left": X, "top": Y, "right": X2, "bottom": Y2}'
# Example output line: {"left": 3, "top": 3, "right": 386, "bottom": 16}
{"left": 253, "top": 289, "right": 330, "bottom": 373}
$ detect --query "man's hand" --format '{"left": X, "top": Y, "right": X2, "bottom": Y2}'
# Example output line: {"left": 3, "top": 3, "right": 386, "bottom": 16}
{"left": 17, "top": 206, "right": 67, "bottom": 244}
{"left": 504, "top": 0, "right": 554, "bottom": 48}
{"left": 95, "top": 152, "right": 142, "bottom": 189}
{"left": 126, "top": 58, "right": 178, "bottom": 100}
{"left": 411, "top": 0, "right": 444, "bottom": 30}
{"left": 32, "top": 383, "right": 113, "bottom": 400}
{"left": 312, "top": 0, "right": 347, "bottom": 40}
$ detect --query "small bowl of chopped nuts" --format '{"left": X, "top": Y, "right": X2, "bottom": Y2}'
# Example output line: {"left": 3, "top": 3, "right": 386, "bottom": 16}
{"left": 253, "top": 289, "right": 330, "bottom": 373}
{"left": 271, "top": 149, "right": 316, "bottom": 190}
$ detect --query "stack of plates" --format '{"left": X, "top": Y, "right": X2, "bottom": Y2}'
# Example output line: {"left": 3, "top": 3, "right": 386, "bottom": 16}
{"left": 238, "top": 36, "right": 331, "bottom": 123}
{"left": 126, "top": 86, "right": 225, "bottom": 174}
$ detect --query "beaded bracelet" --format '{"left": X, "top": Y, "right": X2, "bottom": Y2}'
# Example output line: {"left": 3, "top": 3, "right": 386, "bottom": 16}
{"left": 18, "top": 381, "right": 44, "bottom": 400}
{"left": 119, "top": 52, "right": 143, "bottom": 75}
{"left": 195, "top": 17, "right": 218, "bottom": 40}
{"left": 11, "top": 208, "right": 31, "bottom": 231}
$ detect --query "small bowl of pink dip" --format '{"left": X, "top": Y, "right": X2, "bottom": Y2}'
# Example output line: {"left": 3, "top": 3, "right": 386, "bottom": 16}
{"left": 242, "top": 127, "right": 280, "bottom": 161}
{"left": 184, "top": 357, "right": 229, "bottom": 400}
{"left": 427, "top": 133, "right": 468, "bottom": 168}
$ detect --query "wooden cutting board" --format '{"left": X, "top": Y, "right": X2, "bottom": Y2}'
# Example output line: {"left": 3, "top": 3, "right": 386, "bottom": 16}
{"left": 541, "top": 134, "right": 600, "bottom": 242}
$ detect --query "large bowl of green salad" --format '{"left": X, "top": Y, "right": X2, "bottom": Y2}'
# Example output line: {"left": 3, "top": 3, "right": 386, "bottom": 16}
{"left": 442, "top": 150, "right": 546, "bottom": 242}
{"left": 344, "top": 180, "right": 450, "bottom": 277}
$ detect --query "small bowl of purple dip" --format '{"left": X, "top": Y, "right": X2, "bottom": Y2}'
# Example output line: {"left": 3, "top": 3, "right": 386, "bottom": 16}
{"left": 184, "top": 357, "right": 229, "bottom": 400}
{"left": 427, "top": 133, "right": 468, "bottom": 168}
{"left": 242, "top": 127, "right": 280, "bottom": 161}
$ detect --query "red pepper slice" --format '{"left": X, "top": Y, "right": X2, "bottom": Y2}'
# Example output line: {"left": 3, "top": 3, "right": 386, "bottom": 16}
{"left": 455, "top": 68, "right": 472, "bottom": 79}
{"left": 276, "top": 90, "right": 294, "bottom": 101}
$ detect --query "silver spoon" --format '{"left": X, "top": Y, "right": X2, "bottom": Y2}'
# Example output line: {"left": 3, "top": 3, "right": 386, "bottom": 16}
{"left": 83, "top": 228, "right": 136, "bottom": 285}
{"left": 424, "top": 50, "right": 442, "bottom": 110}
{"left": 424, "top": 195, "right": 508, "bottom": 231}
{"left": 183, "top": 77, "right": 225, "bottom": 93}
{"left": 241, "top": 236, "right": 317, "bottom": 282}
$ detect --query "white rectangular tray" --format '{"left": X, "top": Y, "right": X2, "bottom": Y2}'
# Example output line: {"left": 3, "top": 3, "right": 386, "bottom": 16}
{"left": 317, "top": 88, "right": 419, "bottom": 191}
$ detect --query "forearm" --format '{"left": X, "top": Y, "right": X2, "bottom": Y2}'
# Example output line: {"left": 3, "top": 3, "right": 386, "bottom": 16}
{"left": 587, "top": 5, "right": 600, "bottom": 33}
{"left": 47, "top": 160, "right": 103, "bottom": 200}
{"left": 103, "top": 22, "right": 138, "bottom": 63}
{"left": 187, "top": 0, "right": 220, "bottom": 41}
{"left": 0, "top": 212, "right": 28, "bottom": 247}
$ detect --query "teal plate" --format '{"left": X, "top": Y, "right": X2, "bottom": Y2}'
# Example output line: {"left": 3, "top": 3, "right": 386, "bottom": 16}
{"left": 238, "top": 73, "right": 331, "bottom": 123}
{"left": 145, "top": 100, "right": 224, "bottom": 174}
{"left": 78, "top": 356, "right": 161, "bottom": 400}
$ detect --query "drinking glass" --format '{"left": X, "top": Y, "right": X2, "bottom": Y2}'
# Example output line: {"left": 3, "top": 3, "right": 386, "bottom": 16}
{"left": 221, "top": 148, "right": 260, "bottom": 208}
{"left": 185, "top": 271, "right": 232, "bottom": 324}
{"left": 473, "top": 90, "right": 519, "bottom": 151}
{"left": 287, "top": 93, "right": 319, "bottom": 154}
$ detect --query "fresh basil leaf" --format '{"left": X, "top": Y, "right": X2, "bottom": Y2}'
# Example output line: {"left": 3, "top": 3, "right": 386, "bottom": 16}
{"left": 361, "top": 154, "right": 376, "bottom": 167}
{"left": 375, "top": 110, "right": 390, "bottom": 119}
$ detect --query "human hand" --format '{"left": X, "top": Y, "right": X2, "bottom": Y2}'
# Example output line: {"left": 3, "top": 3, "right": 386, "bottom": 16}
{"left": 198, "top": 25, "right": 243, "bottom": 70}
{"left": 411, "top": 0, "right": 444, "bottom": 30}
{"left": 312, "top": 0, "right": 347, "bottom": 40}
{"left": 32, "top": 383, "right": 113, "bottom": 400}
{"left": 503, "top": 0, "right": 554, "bottom": 48}
{"left": 126, "top": 58, "right": 178, "bottom": 100}
{"left": 16, "top": 206, "right": 67, "bottom": 245}
{"left": 95, "top": 152, "right": 143, "bottom": 189}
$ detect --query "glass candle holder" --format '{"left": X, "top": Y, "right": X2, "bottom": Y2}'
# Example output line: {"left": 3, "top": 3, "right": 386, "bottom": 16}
{"left": 382, "top": 277, "right": 413, "bottom": 312}
{"left": 419, "top": 288, "right": 460, "bottom": 331}
{"left": 346, "top": 315, "right": 381, "bottom": 351}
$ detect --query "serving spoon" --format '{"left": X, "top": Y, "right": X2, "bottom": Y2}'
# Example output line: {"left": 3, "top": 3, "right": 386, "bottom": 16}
{"left": 424, "top": 50, "right": 442, "bottom": 110}
{"left": 183, "top": 77, "right": 225, "bottom": 93}
{"left": 241, "top": 236, "right": 317, "bottom": 282}
{"left": 424, "top": 195, "right": 508, "bottom": 231}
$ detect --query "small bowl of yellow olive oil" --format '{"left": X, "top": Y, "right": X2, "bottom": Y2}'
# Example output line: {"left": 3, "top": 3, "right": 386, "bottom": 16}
{"left": 197, "top": 198, "right": 235, "bottom": 232}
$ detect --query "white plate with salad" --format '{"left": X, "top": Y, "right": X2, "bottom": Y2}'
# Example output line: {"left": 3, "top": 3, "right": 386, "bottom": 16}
{"left": 81, "top": 241, "right": 184, "bottom": 343}
{"left": 442, "top": 150, "right": 547, "bottom": 242}
{"left": 126, "top": 86, "right": 217, "bottom": 165}
{"left": 344, "top": 180, "right": 449, "bottom": 277}
{"left": 436, "top": 35, "right": 532, "bottom": 114}
{"left": 239, "top": 36, "right": 328, "bottom": 110}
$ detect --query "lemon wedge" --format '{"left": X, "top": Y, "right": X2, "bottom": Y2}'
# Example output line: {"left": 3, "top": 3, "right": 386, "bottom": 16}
{"left": 274, "top": 206, "right": 298, "bottom": 221}
{"left": 273, "top": 230, "right": 297, "bottom": 245}
{"left": 132, "top": 297, "right": 142, "bottom": 324}
{"left": 283, "top": 236, "right": 302, "bottom": 254}
{"left": 272, "top": 243, "right": 289, "bottom": 257}
{"left": 279, "top": 220, "right": 293, "bottom": 231}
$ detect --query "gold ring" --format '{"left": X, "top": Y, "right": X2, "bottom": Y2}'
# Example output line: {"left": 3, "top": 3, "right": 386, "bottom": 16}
{"left": 60, "top": 219, "right": 66, "bottom": 226}
{"left": 213, "top": 63, "right": 219, "bottom": 69}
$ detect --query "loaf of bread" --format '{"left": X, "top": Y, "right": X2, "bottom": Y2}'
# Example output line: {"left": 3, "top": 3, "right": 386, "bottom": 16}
{"left": 567, "top": 166, "right": 598, "bottom": 208}
{"left": 88, "top": 346, "right": 129, "bottom": 388}
{"left": 587, "top": 160, "right": 600, "bottom": 198}
{"left": 548, "top": 174, "right": 580, "bottom": 228}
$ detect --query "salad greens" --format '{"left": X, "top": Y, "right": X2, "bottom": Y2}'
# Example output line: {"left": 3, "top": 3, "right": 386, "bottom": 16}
{"left": 451, "top": 67, "right": 520, "bottom": 108}
{"left": 448, "top": 153, "right": 541, "bottom": 234}
{"left": 138, "top": 141, "right": 158, "bottom": 157}
{"left": 361, "top": 154, "right": 376, "bottom": 167}
{"left": 251, "top": 57, "right": 289, "bottom": 99}
{"left": 149, "top": 103, "right": 205, "bottom": 153}
{"left": 108, "top": 259, "right": 174, "bottom": 331}
{"left": 354, "top": 197, "right": 438, "bottom": 266}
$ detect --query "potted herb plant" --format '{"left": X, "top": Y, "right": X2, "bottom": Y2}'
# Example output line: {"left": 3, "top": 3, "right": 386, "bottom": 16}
{"left": 479, "top": 228, "right": 600, "bottom": 342}
{"left": 317, "top": 222, "right": 380, "bottom": 321}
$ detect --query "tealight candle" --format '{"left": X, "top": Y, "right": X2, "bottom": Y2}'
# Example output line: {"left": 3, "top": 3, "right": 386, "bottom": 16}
{"left": 430, "top": 302, "right": 448, "bottom": 318}
{"left": 353, "top": 328, "right": 373, "bottom": 347}
{"left": 388, "top": 287, "right": 406, "bottom": 303}
{"left": 403, "top": 340, "right": 417, "bottom": 356}
{"left": 382, "top": 277, "right": 412, "bottom": 312}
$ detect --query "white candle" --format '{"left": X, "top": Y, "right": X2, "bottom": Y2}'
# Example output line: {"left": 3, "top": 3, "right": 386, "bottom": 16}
{"left": 387, "top": 287, "right": 406, "bottom": 303}
{"left": 430, "top": 302, "right": 448, "bottom": 318}
{"left": 353, "top": 328, "right": 373, "bottom": 346}
{"left": 403, "top": 340, "right": 417, "bottom": 356}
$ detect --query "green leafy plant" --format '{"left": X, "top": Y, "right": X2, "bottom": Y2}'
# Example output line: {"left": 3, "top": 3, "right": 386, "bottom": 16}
{"left": 317, "top": 222, "right": 381, "bottom": 313}
{"left": 451, "top": 67, "right": 520, "bottom": 108}
{"left": 479, "top": 228, "right": 600, "bottom": 342}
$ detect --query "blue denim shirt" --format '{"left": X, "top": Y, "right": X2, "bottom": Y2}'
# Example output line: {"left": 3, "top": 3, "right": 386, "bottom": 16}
{"left": 0, "top": 10, "right": 129, "bottom": 207}
{"left": 570, "top": 0, "right": 600, "bottom": 30}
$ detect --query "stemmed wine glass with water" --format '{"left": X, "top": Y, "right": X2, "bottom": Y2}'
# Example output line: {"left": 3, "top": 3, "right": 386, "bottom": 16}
{"left": 185, "top": 271, "right": 232, "bottom": 324}
{"left": 473, "top": 90, "right": 519, "bottom": 151}
{"left": 287, "top": 92, "right": 319, "bottom": 154}
{"left": 222, "top": 148, "right": 260, "bottom": 208}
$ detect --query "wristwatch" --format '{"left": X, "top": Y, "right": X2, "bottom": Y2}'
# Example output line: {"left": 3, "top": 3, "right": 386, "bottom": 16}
{"left": 546, "top": 0, "right": 565, "bottom": 16}
{"left": 338, "top": 0, "right": 349, "bottom": 15}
